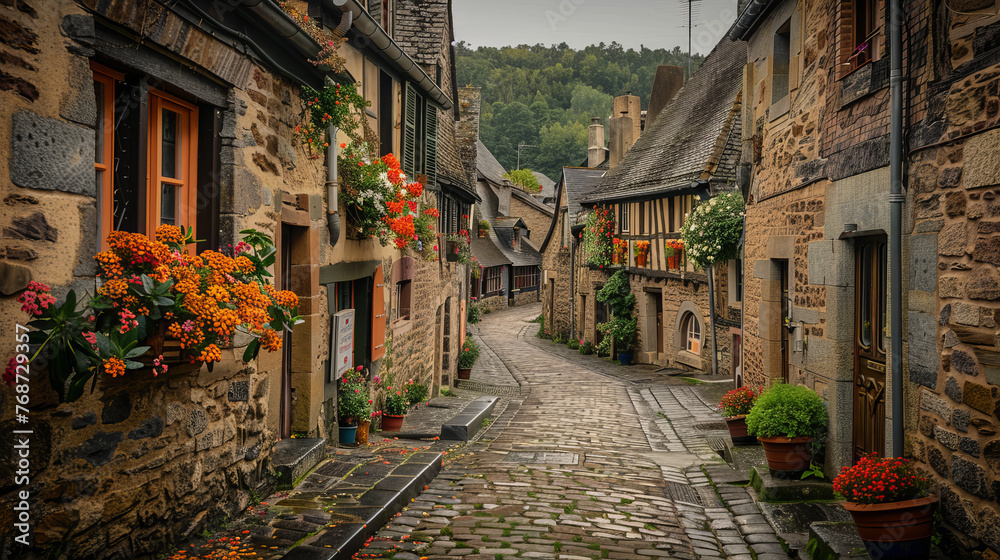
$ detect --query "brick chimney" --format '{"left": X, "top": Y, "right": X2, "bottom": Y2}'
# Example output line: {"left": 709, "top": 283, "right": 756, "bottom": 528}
{"left": 457, "top": 87, "right": 481, "bottom": 184}
{"left": 608, "top": 93, "right": 640, "bottom": 169}
{"left": 497, "top": 179, "right": 513, "bottom": 216}
{"left": 645, "top": 66, "right": 685, "bottom": 129}
{"left": 588, "top": 117, "right": 606, "bottom": 168}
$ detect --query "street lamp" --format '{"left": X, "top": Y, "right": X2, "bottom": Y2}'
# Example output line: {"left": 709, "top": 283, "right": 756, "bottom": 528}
{"left": 517, "top": 143, "right": 537, "bottom": 170}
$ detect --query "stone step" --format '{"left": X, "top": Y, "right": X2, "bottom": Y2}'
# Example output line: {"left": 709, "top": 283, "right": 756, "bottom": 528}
{"left": 750, "top": 465, "right": 836, "bottom": 502}
{"left": 440, "top": 395, "right": 501, "bottom": 441}
{"left": 271, "top": 438, "right": 327, "bottom": 490}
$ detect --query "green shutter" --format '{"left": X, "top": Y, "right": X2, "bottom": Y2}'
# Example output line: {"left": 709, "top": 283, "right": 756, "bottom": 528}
{"left": 403, "top": 82, "right": 417, "bottom": 178}
{"left": 424, "top": 101, "right": 437, "bottom": 188}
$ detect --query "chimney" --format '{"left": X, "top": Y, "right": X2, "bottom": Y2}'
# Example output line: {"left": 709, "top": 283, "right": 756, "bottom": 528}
{"left": 645, "top": 65, "right": 685, "bottom": 129}
{"left": 608, "top": 93, "right": 640, "bottom": 169}
{"left": 498, "top": 179, "right": 513, "bottom": 217}
{"left": 457, "top": 87, "right": 481, "bottom": 184}
{"left": 588, "top": 117, "right": 606, "bottom": 168}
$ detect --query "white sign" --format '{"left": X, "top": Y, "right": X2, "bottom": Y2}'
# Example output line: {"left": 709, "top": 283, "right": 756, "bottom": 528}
{"left": 332, "top": 309, "right": 355, "bottom": 381}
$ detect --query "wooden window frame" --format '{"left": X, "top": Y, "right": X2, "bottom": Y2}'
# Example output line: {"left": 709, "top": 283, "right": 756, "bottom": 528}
{"left": 93, "top": 61, "right": 199, "bottom": 246}
{"left": 484, "top": 267, "right": 503, "bottom": 296}
{"left": 619, "top": 202, "right": 630, "bottom": 233}
{"left": 841, "top": 0, "right": 879, "bottom": 77}
{"left": 395, "top": 279, "right": 412, "bottom": 320}
{"left": 514, "top": 266, "right": 539, "bottom": 290}
{"left": 684, "top": 312, "right": 702, "bottom": 353}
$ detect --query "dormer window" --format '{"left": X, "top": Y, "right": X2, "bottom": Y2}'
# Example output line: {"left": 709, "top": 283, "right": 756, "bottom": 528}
{"left": 513, "top": 227, "right": 521, "bottom": 251}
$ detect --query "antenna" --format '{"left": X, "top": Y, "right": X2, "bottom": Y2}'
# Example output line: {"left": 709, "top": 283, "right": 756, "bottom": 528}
{"left": 681, "top": 0, "right": 703, "bottom": 79}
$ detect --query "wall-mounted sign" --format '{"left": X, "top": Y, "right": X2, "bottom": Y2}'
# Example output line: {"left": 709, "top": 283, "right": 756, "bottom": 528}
{"left": 331, "top": 309, "right": 355, "bottom": 381}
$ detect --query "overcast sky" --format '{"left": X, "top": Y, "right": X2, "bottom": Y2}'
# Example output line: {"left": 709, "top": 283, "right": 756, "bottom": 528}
{"left": 453, "top": 0, "right": 739, "bottom": 55}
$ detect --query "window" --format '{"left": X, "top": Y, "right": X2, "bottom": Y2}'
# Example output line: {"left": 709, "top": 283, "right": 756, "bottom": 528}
{"left": 728, "top": 259, "right": 744, "bottom": 304}
{"left": 403, "top": 83, "right": 437, "bottom": 187}
{"left": 484, "top": 267, "right": 503, "bottom": 296}
{"left": 683, "top": 312, "right": 702, "bottom": 353}
{"left": 93, "top": 62, "right": 198, "bottom": 246}
{"left": 638, "top": 201, "right": 646, "bottom": 234}
{"left": 395, "top": 280, "right": 411, "bottom": 320}
{"left": 561, "top": 209, "right": 569, "bottom": 248}
{"left": 514, "top": 266, "right": 539, "bottom": 290}
{"left": 619, "top": 203, "right": 630, "bottom": 233}
{"left": 772, "top": 20, "right": 791, "bottom": 103}
{"left": 847, "top": 0, "right": 877, "bottom": 72}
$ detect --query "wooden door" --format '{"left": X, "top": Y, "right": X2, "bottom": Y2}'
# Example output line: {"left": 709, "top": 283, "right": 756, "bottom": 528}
{"left": 854, "top": 239, "right": 887, "bottom": 461}
{"left": 780, "top": 261, "right": 790, "bottom": 383}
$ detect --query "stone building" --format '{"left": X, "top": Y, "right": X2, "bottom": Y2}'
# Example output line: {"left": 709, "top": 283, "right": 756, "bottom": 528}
{"left": 0, "top": 0, "right": 470, "bottom": 556}
{"left": 729, "top": 0, "right": 1000, "bottom": 552}
{"left": 578, "top": 43, "right": 745, "bottom": 374}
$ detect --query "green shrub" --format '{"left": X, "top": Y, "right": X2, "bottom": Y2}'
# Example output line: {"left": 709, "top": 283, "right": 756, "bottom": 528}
{"left": 579, "top": 341, "right": 594, "bottom": 355}
{"left": 467, "top": 302, "right": 482, "bottom": 324}
{"left": 458, "top": 338, "right": 479, "bottom": 369}
{"left": 746, "top": 383, "right": 828, "bottom": 438}
{"left": 408, "top": 382, "right": 429, "bottom": 405}
{"left": 567, "top": 339, "right": 580, "bottom": 350}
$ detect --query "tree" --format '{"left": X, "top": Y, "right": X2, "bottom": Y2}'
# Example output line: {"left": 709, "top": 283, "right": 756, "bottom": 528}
{"left": 535, "top": 121, "right": 588, "bottom": 179}
{"left": 503, "top": 168, "right": 541, "bottom": 193}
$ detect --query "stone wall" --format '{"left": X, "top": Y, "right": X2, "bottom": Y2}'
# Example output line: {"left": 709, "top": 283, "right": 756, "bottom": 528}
{"left": 902, "top": 4, "right": 1000, "bottom": 551}
{"left": 630, "top": 273, "right": 716, "bottom": 371}
{"left": 510, "top": 194, "right": 553, "bottom": 244}
{"left": 541, "top": 201, "right": 572, "bottom": 338}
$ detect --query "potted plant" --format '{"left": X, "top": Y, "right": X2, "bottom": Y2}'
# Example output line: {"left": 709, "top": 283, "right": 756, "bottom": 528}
{"left": 478, "top": 219, "right": 490, "bottom": 237}
{"left": 380, "top": 380, "right": 410, "bottom": 432}
{"left": 338, "top": 366, "right": 372, "bottom": 444}
{"left": 634, "top": 240, "right": 650, "bottom": 267}
{"left": 583, "top": 205, "right": 614, "bottom": 268}
{"left": 612, "top": 237, "right": 627, "bottom": 265}
{"left": 746, "top": 383, "right": 828, "bottom": 477}
{"left": 457, "top": 337, "right": 479, "bottom": 379}
{"left": 833, "top": 454, "right": 936, "bottom": 559}
{"left": 595, "top": 270, "right": 637, "bottom": 365}
{"left": 665, "top": 239, "right": 684, "bottom": 269}
{"left": 719, "top": 386, "right": 762, "bottom": 445}
{"left": 680, "top": 191, "right": 744, "bottom": 270}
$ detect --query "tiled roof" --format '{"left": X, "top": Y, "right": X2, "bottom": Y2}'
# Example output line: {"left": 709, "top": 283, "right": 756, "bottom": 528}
{"left": 532, "top": 171, "right": 556, "bottom": 200}
{"left": 472, "top": 177, "right": 540, "bottom": 268}
{"left": 583, "top": 39, "right": 746, "bottom": 203}
{"left": 437, "top": 113, "right": 476, "bottom": 197}
{"left": 495, "top": 227, "right": 542, "bottom": 267}
{"left": 562, "top": 167, "right": 607, "bottom": 222}
{"left": 470, "top": 236, "right": 510, "bottom": 267}
{"left": 475, "top": 140, "right": 507, "bottom": 185}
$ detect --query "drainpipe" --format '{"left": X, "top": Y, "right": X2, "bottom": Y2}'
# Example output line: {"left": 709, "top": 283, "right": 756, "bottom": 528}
{"left": 569, "top": 234, "right": 576, "bottom": 338}
{"left": 707, "top": 266, "right": 719, "bottom": 376}
{"left": 327, "top": 123, "right": 341, "bottom": 248}
{"left": 889, "top": 0, "right": 904, "bottom": 458}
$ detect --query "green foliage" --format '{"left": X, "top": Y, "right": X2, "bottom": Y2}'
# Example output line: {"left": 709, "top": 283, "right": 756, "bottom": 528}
{"left": 457, "top": 41, "right": 703, "bottom": 179}
{"left": 680, "top": 191, "right": 745, "bottom": 269}
{"left": 583, "top": 206, "right": 615, "bottom": 267}
{"left": 298, "top": 82, "right": 370, "bottom": 154}
{"left": 535, "top": 121, "right": 589, "bottom": 177}
{"left": 746, "top": 383, "right": 829, "bottom": 438}
{"left": 567, "top": 339, "right": 580, "bottom": 350}
{"left": 467, "top": 302, "right": 482, "bottom": 324}
{"left": 579, "top": 341, "right": 594, "bottom": 355}
{"left": 407, "top": 382, "right": 429, "bottom": 405}
{"left": 458, "top": 337, "right": 480, "bottom": 369}
{"left": 503, "top": 168, "right": 542, "bottom": 192}
{"left": 440, "top": 387, "right": 457, "bottom": 397}
{"left": 595, "top": 270, "right": 637, "bottom": 355}
{"left": 337, "top": 367, "right": 372, "bottom": 425}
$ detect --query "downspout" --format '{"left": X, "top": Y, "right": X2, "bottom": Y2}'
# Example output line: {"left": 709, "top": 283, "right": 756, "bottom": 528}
{"left": 327, "top": 123, "right": 341, "bottom": 248}
{"left": 708, "top": 266, "right": 719, "bottom": 376}
{"left": 889, "top": 0, "right": 904, "bottom": 457}
{"left": 570, "top": 233, "right": 576, "bottom": 338}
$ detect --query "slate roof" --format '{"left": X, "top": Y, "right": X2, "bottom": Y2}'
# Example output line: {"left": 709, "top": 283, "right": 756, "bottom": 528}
{"left": 562, "top": 167, "right": 608, "bottom": 222}
{"left": 582, "top": 39, "right": 746, "bottom": 203}
{"left": 471, "top": 174, "right": 541, "bottom": 268}
{"left": 475, "top": 139, "right": 507, "bottom": 185}
{"left": 470, "top": 236, "right": 511, "bottom": 267}
{"left": 532, "top": 171, "right": 556, "bottom": 200}
{"left": 495, "top": 227, "right": 542, "bottom": 267}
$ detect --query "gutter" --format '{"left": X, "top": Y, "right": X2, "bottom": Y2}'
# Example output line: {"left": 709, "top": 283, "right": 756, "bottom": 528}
{"left": 327, "top": 123, "right": 341, "bottom": 248}
{"left": 727, "top": 0, "right": 776, "bottom": 41}
{"left": 889, "top": 0, "right": 904, "bottom": 457}
{"left": 325, "top": 0, "right": 453, "bottom": 110}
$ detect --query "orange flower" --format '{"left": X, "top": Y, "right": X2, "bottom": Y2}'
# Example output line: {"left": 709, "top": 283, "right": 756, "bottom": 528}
{"left": 103, "top": 356, "right": 126, "bottom": 378}
{"left": 275, "top": 290, "right": 299, "bottom": 308}
{"left": 260, "top": 328, "right": 282, "bottom": 352}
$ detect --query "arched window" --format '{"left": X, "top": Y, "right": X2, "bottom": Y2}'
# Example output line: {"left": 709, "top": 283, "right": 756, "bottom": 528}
{"left": 683, "top": 312, "right": 701, "bottom": 353}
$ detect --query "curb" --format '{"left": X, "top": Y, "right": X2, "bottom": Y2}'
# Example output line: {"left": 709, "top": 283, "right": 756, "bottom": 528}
{"left": 441, "top": 395, "right": 500, "bottom": 441}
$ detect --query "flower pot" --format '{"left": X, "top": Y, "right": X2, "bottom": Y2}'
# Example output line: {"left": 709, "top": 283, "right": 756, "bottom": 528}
{"left": 446, "top": 241, "right": 459, "bottom": 262}
{"left": 843, "top": 496, "right": 937, "bottom": 559}
{"left": 478, "top": 229, "right": 487, "bottom": 238}
{"left": 356, "top": 420, "right": 370, "bottom": 445}
{"left": 618, "top": 352, "right": 633, "bottom": 365}
{"left": 338, "top": 425, "right": 358, "bottom": 445}
{"left": 381, "top": 413, "right": 404, "bottom": 432}
{"left": 667, "top": 255, "right": 679, "bottom": 269}
{"left": 636, "top": 254, "right": 646, "bottom": 267}
{"left": 725, "top": 415, "right": 756, "bottom": 445}
{"left": 758, "top": 435, "right": 813, "bottom": 477}
{"left": 457, "top": 368, "right": 472, "bottom": 379}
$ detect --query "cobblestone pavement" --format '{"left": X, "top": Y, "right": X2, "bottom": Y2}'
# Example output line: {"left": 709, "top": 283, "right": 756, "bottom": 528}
{"left": 356, "top": 303, "right": 789, "bottom": 560}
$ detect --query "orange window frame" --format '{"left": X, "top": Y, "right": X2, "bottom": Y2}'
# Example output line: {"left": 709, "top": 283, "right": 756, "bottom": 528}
{"left": 147, "top": 89, "right": 198, "bottom": 241}
{"left": 93, "top": 62, "right": 122, "bottom": 250}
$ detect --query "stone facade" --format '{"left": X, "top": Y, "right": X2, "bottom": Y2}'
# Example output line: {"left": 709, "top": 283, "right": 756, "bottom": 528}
{"left": 0, "top": 0, "right": 468, "bottom": 556}
{"left": 733, "top": 0, "right": 1000, "bottom": 552}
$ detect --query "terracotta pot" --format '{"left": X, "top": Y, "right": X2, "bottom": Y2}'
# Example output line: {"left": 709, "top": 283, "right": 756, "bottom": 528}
{"left": 381, "top": 414, "right": 404, "bottom": 432}
{"left": 843, "top": 496, "right": 937, "bottom": 559}
{"left": 636, "top": 254, "right": 647, "bottom": 267}
{"left": 478, "top": 229, "right": 487, "bottom": 238}
{"left": 356, "top": 420, "right": 370, "bottom": 445}
{"left": 457, "top": 368, "right": 472, "bottom": 379}
{"left": 725, "top": 415, "right": 756, "bottom": 445}
{"left": 668, "top": 255, "right": 679, "bottom": 269}
{"left": 758, "top": 435, "right": 813, "bottom": 475}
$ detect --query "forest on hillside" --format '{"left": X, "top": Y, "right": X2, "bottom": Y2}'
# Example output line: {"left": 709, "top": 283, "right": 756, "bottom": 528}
{"left": 455, "top": 41, "right": 704, "bottom": 181}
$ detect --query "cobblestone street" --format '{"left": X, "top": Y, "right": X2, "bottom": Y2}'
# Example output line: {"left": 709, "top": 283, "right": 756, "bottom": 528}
{"left": 357, "top": 304, "right": 790, "bottom": 560}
